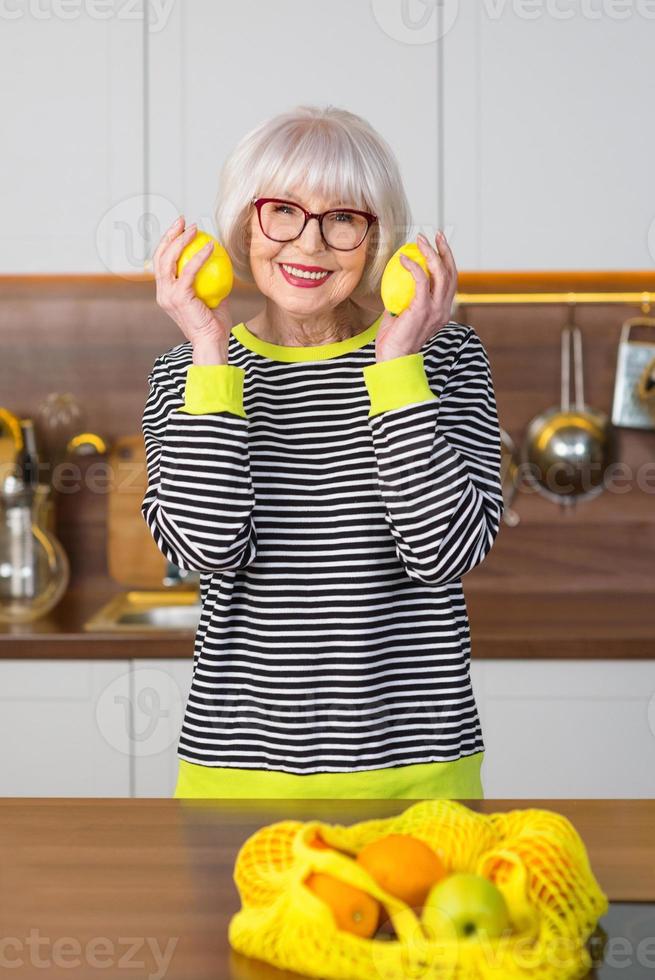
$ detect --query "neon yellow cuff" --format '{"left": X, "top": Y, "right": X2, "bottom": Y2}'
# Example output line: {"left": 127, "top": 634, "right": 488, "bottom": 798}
{"left": 179, "top": 364, "right": 246, "bottom": 418}
{"left": 363, "top": 353, "right": 438, "bottom": 417}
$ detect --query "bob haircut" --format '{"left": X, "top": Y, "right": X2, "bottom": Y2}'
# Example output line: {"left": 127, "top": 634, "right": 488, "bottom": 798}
{"left": 213, "top": 104, "right": 412, "bottom": 300}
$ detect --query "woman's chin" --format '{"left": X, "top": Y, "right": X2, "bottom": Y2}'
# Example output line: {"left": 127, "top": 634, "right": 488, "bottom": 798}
{"left": 262, "top": 283, "right": 342, "bottom": 314}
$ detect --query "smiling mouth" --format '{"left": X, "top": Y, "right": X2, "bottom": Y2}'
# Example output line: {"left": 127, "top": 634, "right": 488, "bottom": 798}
{"left": 277, "top": 262, "right": 334, "bottom": 282}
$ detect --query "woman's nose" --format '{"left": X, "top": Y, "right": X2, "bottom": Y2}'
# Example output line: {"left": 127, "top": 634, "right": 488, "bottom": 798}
{"left": 298, "top": 216, "right": 326, "bottom": 251}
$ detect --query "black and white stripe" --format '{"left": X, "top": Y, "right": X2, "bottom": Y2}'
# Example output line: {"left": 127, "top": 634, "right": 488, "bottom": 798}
{"left": 141, "top": 322, "right": 503, "bottom": 774}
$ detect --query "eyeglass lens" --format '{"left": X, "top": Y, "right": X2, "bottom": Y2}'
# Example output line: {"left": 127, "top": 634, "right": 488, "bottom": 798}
{"left": 260, "top": 202, "right": 369, "bottom": 250}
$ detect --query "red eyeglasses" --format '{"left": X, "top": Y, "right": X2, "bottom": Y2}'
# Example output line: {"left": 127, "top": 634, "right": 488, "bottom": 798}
{"left": 251, "top": 197, "right": 378, "bottom": 251}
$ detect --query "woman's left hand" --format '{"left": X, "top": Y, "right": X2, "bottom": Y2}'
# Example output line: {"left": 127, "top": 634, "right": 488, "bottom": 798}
{"left": 374, "top": 231, "right": 458, "bottom": 363}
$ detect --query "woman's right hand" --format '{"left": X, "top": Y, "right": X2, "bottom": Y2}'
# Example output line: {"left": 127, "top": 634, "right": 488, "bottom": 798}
{"left": 153, "top": 215, "right": 233, "bottom": 359}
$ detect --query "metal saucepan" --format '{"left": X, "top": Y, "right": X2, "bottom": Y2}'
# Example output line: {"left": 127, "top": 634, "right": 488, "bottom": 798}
{"left": 521, "top": 322, "right": 615, "bottom": 509}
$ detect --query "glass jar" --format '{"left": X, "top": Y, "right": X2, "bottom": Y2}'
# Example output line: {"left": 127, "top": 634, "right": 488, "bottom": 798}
{"left": 0, "top": 473, "right": 70, "bottom": 623}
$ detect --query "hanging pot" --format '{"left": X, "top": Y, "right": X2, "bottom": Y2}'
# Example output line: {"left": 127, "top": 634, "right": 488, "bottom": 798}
{"left": 520, "top": 321, "right": 615, "bottom": 509}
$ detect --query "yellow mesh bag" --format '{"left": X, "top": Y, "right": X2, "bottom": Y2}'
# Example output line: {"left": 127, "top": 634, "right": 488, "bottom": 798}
{"left": 228, "top": 800, "right": 609, "bottom": 980}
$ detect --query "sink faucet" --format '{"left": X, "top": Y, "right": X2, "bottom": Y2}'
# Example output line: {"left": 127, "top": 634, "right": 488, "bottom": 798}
{"left": 162, "top": 560, "right": 200, "bottom": 589}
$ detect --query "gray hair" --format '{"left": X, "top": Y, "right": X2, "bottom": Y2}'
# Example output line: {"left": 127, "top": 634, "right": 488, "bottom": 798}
{"left": 213, "top": 104, "right": 412, "bottom": 299}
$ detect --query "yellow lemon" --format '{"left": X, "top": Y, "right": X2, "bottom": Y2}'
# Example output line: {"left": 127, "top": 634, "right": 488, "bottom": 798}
{"left": 176, "top": 231, "right": 233, "bottom": 309}
{"left": 380, "top": 242, "right": 430, "bottom": 316}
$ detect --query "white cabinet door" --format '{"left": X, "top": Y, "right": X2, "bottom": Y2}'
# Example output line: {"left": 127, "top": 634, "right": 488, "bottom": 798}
{"left": 132, "top": 659, "right": 193, "bottom": 798}
{"left": 3, "top": 657, "right": 650, "bottom": 798}
{"left": 0, "top": 660, "right": 131, "bottom": 797}
{"left": 0, "top": 3, "right": 143, "bottom": 272}
{"left": 147, "top": 0, "right": 440, "bottom": 257}
{"left": 442, "top": 6, "right": 655, "bottom": 269}
{"left": 474, "top": 660, "right": 655, "bottom": 798}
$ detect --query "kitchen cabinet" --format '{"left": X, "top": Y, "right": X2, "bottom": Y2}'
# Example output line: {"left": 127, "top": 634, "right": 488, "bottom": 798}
{"left": 146, "top": 0, "right": 439, "bottom": 258}
{"left": 0, "top": 657, "right": 193, "bottom": 798}
{"left": 0, "top": 660, "right": 131, "bottom": 796}
{"left": 442, "top": 5, "right": 655, "bottom": 269}
{"left": 2, "top": 656, "right": 654, "bottom": 799}
{"left": 4, "top": 4, "right": 653, "bottom": 274}
{"left": 127, "top": 658, "right": 655, "bottom": 799}
{"left": 139, "top": 659, "right": 655, "bottom": 800}
{"left": 131, "top": 658, "right": 194, "bottom": 798}
{"left": 472, "top": 660, "right": 655, "bottom": 798}
{"left": 0, "top": 6, "right": 142, "bottom": 272}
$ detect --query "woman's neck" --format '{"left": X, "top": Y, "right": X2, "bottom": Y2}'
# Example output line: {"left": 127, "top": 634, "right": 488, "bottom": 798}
{"left": 246, "top": 299, "right": 369, "bottom": 347}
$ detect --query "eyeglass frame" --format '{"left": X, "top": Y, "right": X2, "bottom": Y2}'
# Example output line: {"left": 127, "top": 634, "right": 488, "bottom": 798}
{"left": 250, "top": 196, "right": 378, "bottom": 252}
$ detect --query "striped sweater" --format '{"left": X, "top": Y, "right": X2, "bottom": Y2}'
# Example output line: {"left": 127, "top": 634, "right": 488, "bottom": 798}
{"left": 141, "top": 313, "right": 504, "bottom": 789}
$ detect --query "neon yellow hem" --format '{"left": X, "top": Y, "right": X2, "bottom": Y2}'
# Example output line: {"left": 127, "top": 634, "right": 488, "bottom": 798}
{"left": 178, "top": 364, "right": 246, "bottom": 417}
{"left": 173, "top": 752, "right": 484, "bottom": 800}
{"left": 363, "top": 353, "right": 438, "bottom": 417}
{"left": 231, "top": 313, "right": 384, "bottom": 362}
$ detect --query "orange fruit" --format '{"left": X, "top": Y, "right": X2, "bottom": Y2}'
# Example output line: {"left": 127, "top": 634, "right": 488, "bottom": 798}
{"left": 356, "top": 834, "right": 447, "bottom": 910}
{"left": 305, "top": 872, "right": 380, "bottom": 938}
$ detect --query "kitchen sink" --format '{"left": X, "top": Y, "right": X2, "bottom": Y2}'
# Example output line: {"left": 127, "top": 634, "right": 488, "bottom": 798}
{"left": 83, "top": 590, "right": 202, "bottom": 632}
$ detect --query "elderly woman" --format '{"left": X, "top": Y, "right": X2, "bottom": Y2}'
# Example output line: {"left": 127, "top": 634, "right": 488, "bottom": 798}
{"left": 142, "top": 105, "right": 503, "bottom": 800}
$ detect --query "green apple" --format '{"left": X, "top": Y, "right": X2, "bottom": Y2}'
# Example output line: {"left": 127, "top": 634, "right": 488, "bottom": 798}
{"left": 421, "top": 873, "right": 511, "bottom": 942}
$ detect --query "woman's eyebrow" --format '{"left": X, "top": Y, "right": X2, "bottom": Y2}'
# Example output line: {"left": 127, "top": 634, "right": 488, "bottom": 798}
{"left": 282, "top": 190, "right": 352, "bottom": 208}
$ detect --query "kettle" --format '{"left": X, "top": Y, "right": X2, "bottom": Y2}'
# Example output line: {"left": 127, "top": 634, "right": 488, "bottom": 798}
{"left": 0, "top": 411, "right": 70, "bottom": 623}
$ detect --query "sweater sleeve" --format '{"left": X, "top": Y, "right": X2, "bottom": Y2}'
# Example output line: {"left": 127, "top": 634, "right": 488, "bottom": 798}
{"left": 361, "top": 326, "right": 503, "bottom": 586}
{"left": 140, "top": 354, "right": 257, "bottom": 573}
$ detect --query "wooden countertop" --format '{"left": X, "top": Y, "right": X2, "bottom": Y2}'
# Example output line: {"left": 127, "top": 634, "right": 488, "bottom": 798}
{"left": 1, "top": 580, "right": 654, "bottom": 658}
{"left": 0, "top": 580, "right": 196, "bottom": 658}
{"left": 0, "top": 798, "right": 653, "bottom": 979}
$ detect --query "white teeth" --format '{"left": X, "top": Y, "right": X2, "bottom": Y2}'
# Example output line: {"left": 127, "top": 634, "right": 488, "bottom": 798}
{"left": 281, "top": 264, "right": 330, "bottom": 280}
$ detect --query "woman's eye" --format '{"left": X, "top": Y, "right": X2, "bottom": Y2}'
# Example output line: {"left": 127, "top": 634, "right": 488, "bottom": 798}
{"left": 273, "top": 205, "right": 293, "bottom": 214}
{"left": 331, "top": 212, "right": 354, "bottom": 223}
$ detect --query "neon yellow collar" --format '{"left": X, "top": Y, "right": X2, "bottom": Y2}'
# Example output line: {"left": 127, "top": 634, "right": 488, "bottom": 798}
{"left": 231, "top": 313, "right": 384, "bottom": 362}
